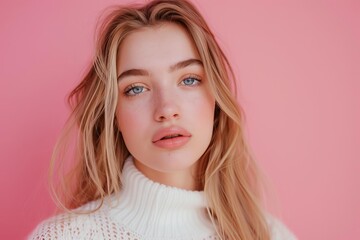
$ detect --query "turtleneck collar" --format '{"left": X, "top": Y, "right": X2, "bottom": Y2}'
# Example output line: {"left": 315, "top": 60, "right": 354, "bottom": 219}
{"left": 107, "top": 156, "right": 216, "bottom": 239}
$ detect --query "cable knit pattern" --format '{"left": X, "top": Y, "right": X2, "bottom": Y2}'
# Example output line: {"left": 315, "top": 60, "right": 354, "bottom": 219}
{"left": 28, "top": 157, "right": 296, "bottom": 240}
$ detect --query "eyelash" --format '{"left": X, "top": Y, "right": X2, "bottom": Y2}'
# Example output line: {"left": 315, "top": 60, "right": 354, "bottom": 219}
{"left": 123, "top": 75, "right": 202, "bottom": 97}
{"left": 180, "top": 75, "right": 202, "bottom": 86}
{"left": 124, "top": 84, "right": 147, "bottom": 96}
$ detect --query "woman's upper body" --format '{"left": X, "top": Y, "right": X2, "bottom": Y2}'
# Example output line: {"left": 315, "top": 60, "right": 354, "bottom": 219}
{"left": 29, "top": 157, "right": 296, "bottom": 240}
{"left": 33, "top": 0, "right": 297, "bottom": 239}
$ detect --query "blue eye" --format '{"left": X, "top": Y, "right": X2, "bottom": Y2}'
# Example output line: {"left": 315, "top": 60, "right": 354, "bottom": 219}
{"left": 125, "top": 85, "right": 146, "bottom": 96}
{"left": 181, "top": 77, "right": 200, "bottom": 86}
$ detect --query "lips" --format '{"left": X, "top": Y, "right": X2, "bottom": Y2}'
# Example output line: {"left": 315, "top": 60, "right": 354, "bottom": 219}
{"left": 152, "top": 126, "right": 191, "bottom": 149}
{"left": 161, "top": 134, "right": 182, "bottom": 140}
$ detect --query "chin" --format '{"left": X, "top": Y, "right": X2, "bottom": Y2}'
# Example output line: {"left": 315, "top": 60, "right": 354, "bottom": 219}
{"left": 143, "top": 151, "right": 201, "bottom": 173}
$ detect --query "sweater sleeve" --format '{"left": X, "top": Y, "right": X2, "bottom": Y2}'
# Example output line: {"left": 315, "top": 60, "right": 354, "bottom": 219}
{"left": 267, "top": 215, "right": 297, "bottom": 240}
{"left": 28, "top": 214, "right": 68, "bottom": 240}
{"left": 27, "top": 212, "right": 101, "bottom": 240}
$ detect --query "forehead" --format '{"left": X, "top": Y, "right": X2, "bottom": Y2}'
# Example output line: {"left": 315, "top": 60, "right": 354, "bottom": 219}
{"left": 117, "top": 23, "right": 200, "bottom": 72}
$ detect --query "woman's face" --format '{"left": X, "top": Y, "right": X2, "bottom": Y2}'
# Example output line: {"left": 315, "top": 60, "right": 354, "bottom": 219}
{"left": 116, "top": 23, "right": 215, "bottom": 190}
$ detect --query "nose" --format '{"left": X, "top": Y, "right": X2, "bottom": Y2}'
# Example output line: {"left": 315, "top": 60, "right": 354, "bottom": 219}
{"left": 153, "top": 91, "right": 180, "bottom": 122}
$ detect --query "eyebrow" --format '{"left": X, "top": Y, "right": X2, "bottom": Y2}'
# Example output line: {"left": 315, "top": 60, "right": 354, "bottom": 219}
{"left": 117, "top": 58, "right": 203, "bottom": 81}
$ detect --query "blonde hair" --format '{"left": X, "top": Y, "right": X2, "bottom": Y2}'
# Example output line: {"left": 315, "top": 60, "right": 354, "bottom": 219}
{"left": 50, "top": 0, "right": 270, "bottom": 239}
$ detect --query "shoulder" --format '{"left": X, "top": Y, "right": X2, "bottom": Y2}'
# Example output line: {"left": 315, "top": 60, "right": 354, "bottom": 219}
{"left": 265, "top": 214, "right": 297, "bottom": 240}
{"left": 27, "top": 200, "right": 109, "bottom": 240}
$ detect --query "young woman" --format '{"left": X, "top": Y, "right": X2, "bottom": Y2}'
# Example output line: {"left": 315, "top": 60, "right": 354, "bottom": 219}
{"left": 29, "top": 0, "right": 296, "bottom": 239}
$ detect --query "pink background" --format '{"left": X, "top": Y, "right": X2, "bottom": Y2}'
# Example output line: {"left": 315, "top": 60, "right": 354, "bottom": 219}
{"left": 1, "top": 0, "right": 359, "bottom": 239}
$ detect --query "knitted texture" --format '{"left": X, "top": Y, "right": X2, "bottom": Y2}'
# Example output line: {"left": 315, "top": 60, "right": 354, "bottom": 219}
{"left": 28, "top": 211, "right": 297, "bottom": 240}
{"left": 28, "top": 208, "right": 220, "bottom": 240}
{"left": 28, "top": 157, "right": 296, "bottom": 240}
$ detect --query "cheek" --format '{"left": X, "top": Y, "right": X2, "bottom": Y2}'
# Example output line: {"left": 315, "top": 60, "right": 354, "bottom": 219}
{"left": 188, "top": 93, "right": 216, "bottom": 142}
{"left": 116, "top": 102, "right": 147, "bottom": 136}
{"left": 194, "top": 92, "right": 216, "bottom": 121}
{"left": 116, "top": 108, "right": 146, "bottom": 154}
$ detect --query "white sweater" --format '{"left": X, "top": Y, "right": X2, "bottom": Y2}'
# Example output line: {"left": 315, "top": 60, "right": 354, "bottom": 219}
{"left": 29, "top": 157, "right": 297, "bottom": 240}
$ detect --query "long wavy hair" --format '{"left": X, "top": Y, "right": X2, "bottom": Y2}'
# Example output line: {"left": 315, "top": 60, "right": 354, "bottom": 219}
{"left": 50, "top": 0, "right": 270, "bottom": 239}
